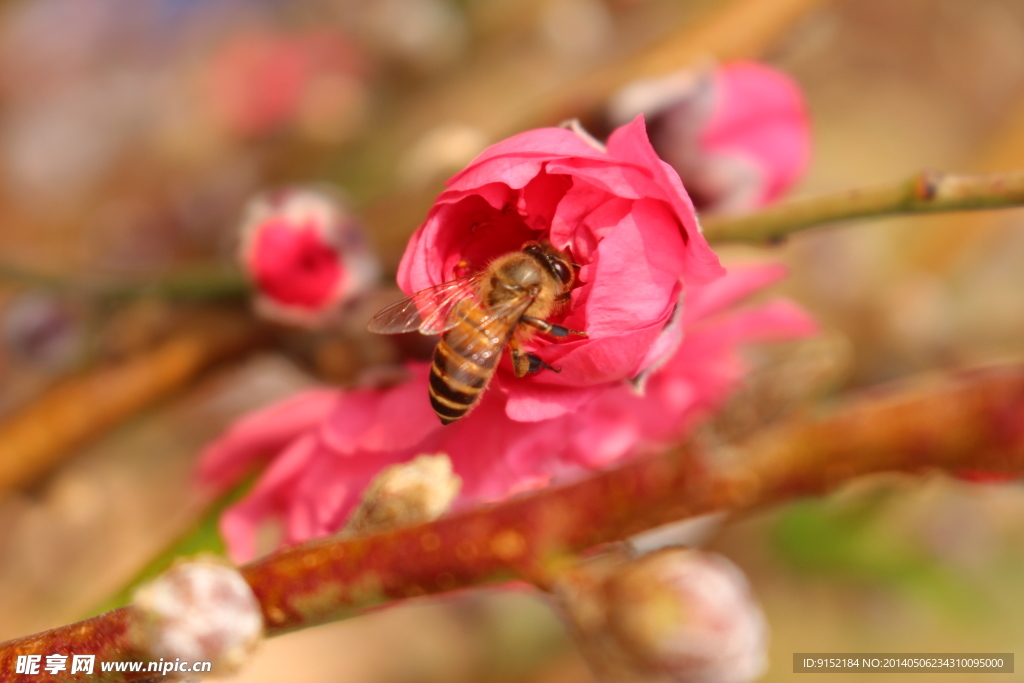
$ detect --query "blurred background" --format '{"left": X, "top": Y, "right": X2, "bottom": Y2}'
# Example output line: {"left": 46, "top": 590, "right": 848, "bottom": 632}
{"left": 2, "top": 0, "right": 1024, "bottom": 681}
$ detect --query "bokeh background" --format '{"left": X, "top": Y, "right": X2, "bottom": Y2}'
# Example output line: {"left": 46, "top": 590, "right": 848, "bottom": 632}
{"left": 2, "top": 0, "right": 1024, "bottom": 681}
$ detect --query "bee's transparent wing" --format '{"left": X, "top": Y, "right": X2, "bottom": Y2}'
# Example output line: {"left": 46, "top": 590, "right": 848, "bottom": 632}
{"left": 367, "top": 273, "right": 487, "bottom": 335}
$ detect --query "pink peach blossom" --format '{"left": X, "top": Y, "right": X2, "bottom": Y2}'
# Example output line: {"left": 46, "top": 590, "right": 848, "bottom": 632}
{"left": 238, "top": 188, "right": 380, "bottom": 327}
{"left": 198, "top": 265, "right": 816, "bottom": 563}
{"left": 398, "top": 116, "right": 725, "bottom": 421}
{"left": 609, "top": 61, "right": 811, "bottom": 213}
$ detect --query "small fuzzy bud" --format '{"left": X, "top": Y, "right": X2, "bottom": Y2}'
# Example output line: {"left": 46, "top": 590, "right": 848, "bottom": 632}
{"left": 555, "top": 548, "right": 767, "bottom": 683}
{"left": 238, "top": 188, "right": 380, "bottom": 327}
{"left": 343, "top": 454, "right": 461, "bottom": 536}
{"left": 132, "top": 556, "right": 263, "bottom": 675}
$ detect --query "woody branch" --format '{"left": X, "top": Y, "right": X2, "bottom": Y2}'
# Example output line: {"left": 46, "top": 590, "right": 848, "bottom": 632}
{"left": 702, "top": 169, "right": 1024, "bottom": 243}
{"left": 2, "top": 365, "right": 1023, "bottom": 683}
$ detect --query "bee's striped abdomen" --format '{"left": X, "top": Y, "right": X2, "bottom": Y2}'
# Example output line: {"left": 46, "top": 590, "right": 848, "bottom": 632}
{"left": 429, "top": 302, "right": 509, "bottom": 425}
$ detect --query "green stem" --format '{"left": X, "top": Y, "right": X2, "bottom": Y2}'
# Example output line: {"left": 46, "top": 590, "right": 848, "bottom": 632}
{"left": 100, "top": 269, "right": 251, "bottom": 303}
{"left": 702, "top": 170, "right": 1024, "bottom": 243}
{"left": 0, "top": 264, "right": 250, "bottom": 303}
{"left": 0, "top": 263, "right": 69, "bottom": 291}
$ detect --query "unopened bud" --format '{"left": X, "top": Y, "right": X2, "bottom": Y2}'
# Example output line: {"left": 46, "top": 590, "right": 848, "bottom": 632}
{"left": 556, "top": 548, "right": 767, "bottom": 683}
{"left": 343, "top": 454, "right": 461, "bottom": 536}
{"left": 132, "top": 556, "right": 263, "bottom": 675}
{"left": 609, "top": 61, "right": 810, "bottom": 214}
{"left": 239, "top": 188, "right": 380, "bottom": 327}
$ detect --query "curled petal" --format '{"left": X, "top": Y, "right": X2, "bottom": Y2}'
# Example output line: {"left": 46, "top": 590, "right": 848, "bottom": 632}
{"left": 605, "top": 117, "right": 724, "bottom": 284}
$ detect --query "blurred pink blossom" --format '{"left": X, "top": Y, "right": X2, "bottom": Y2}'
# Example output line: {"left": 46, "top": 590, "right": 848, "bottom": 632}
{"left": 238, "top": 188, "right": 380, "bottom": 327}
{"left": 398, "top": 116, "right": 725, "bottom": 422}
{"left": 610, "top": 61, "right": 811, "bottom": 213}
{"left": 204, "top": 28, "right": 366, "bottom": 139}
{"left": 198, "top": 264, "right": 816, "bottom": 562}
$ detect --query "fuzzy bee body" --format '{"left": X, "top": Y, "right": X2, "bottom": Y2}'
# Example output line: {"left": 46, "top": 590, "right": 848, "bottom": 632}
{"left": 368, "top": 242, "right": 584, "bottom": 425}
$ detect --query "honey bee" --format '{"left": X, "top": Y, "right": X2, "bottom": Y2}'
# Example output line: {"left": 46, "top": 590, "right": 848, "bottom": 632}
{"left": 368, "top": 241, "right": 585, "bottom": 424}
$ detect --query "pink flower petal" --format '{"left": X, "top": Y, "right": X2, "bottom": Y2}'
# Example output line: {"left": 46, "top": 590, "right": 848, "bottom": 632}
{"left": 448, "top": 126, "right": 611, "bottom": 187}
{"left": 606, "top": 116, "right": 725, "bottom": 285}
{"left": 195, "top": 390, "right": 338, "bottom": 492}
{"left": 251, "top": 222, "right": 343, "bottom": 308}
{"left": 695, "top": 297, "right": 819, "bottom": 342}
{"left": 320, "top": 365, "right": 438, "bottom": 454}
{"left": 684, "top": 262, "right": 789, "bottom": 325}
{"left": 219, "top": 433, "right": 322, "bottom": 563}
{"left": 500, "top": 380, "right": 607, "bottom": 421}
{"left": 699, "top": 62, "right": 811, "bottom": 207}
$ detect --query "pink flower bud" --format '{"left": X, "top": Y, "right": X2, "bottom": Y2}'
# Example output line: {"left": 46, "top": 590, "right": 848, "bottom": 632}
{"left": 239, "top": 188, "right": 380, "bottom": 327}
{"left": 132, "top": 556, "right": 263, "bottom": 675}
{"left": 603, "top": 549, "right": 768, "bottom": 683}
{"left": 610, "top": 61, "right": 811, "bottom": 213}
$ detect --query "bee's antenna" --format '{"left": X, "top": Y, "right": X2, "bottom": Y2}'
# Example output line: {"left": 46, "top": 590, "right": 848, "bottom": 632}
{"left": 571, "top": 262, "right": 582, "bottom": 269}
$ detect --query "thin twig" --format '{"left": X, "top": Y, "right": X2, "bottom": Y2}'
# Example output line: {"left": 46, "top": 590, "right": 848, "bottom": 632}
{"left": 0, "top": 264, "right": 249, "bottom": 303}
{"left": 2, "top": 366, "right": 1023, "bottom": 682}
{"left": 904, "top": 96, "right": 1024, "bottom": 272}
{"left": 702, "top": 170, "right": 1024, "bottom": 243}
{"left": 0, "top": 264, "right": 69, "bottom": 291}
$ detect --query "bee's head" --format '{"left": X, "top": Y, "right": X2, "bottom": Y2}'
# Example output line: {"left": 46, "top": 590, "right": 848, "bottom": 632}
{"left": 523, "top": 241, "right": 575, "bottom": 288}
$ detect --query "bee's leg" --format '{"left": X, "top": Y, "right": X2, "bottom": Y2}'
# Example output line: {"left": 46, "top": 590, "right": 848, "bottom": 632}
{"left": 522, "top": 316, "right": 587, "bottom": 338}
{"left": 509, "top": 337, "right": 531, "bottom": 378}
{"left": 527, "top": 353, "right": 560, "bottom": 374}
{"left": 509, "top": 337, "right": 560, "bottom": 376}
